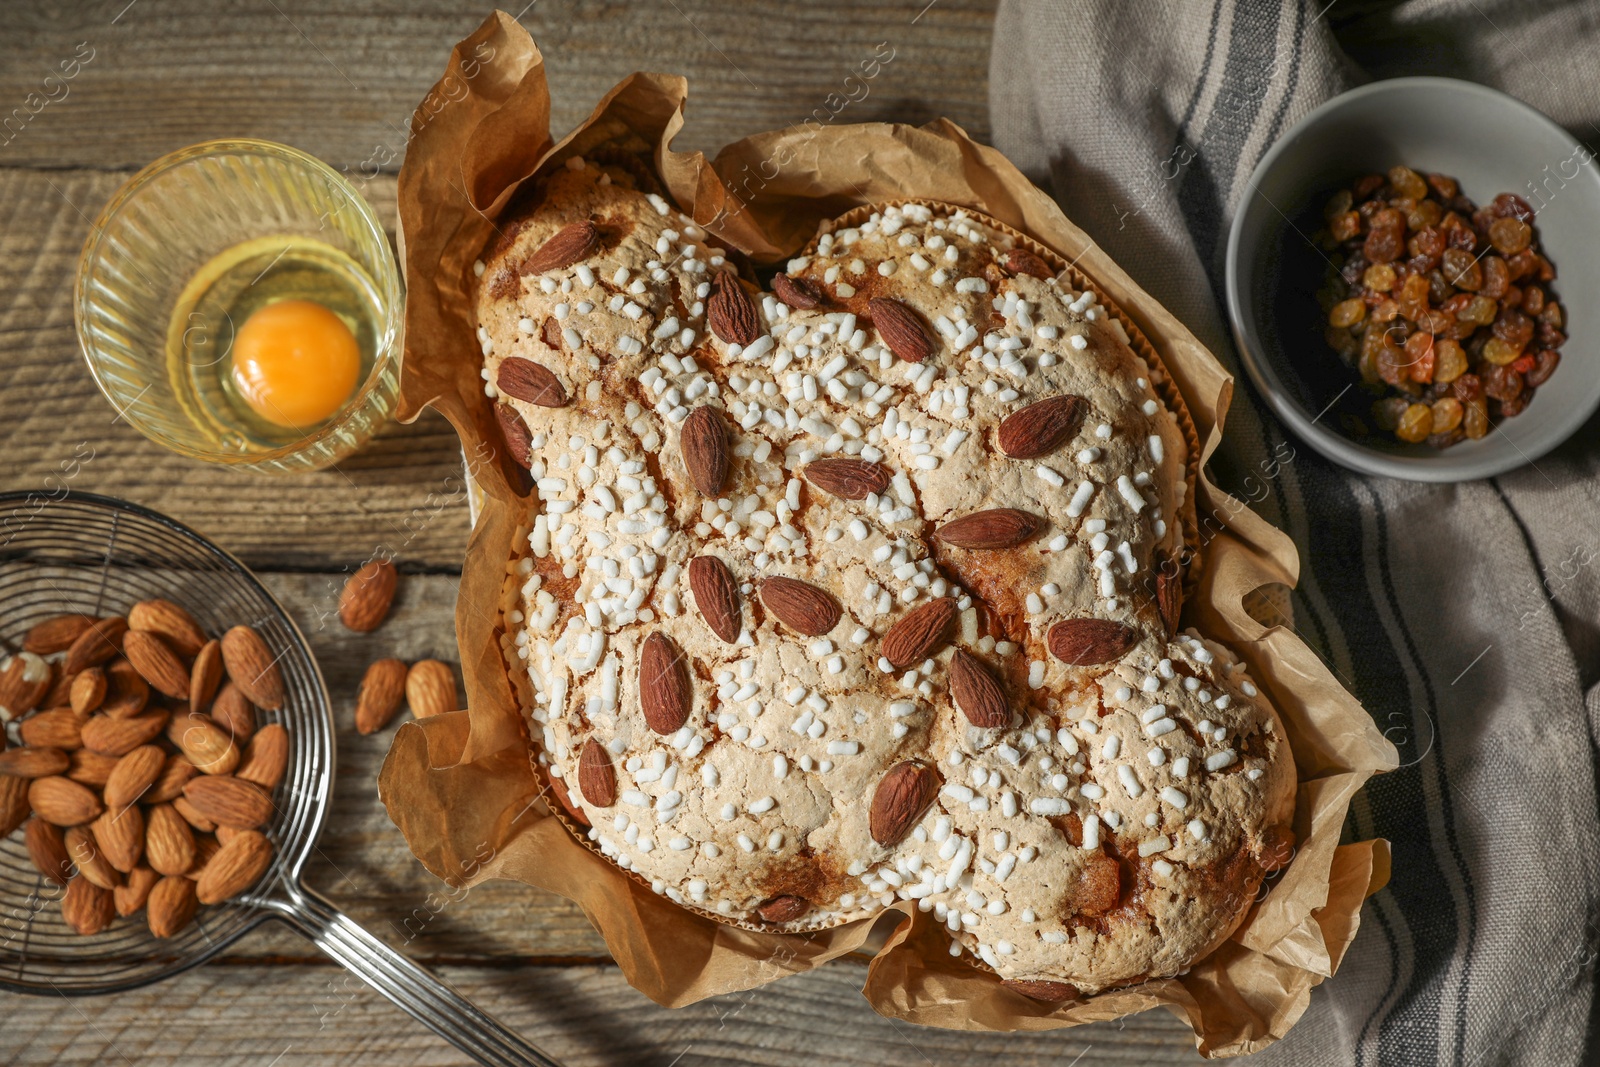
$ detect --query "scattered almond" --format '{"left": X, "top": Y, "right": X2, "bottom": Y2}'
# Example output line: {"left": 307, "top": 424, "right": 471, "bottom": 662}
{"left": 23, "top": 613, "right": 95, "bottom": 655}
{"left": 63, "top": 616, "right": 127, "bottom": 675}
{"left": 66, "top": 824, "right": 119, "bottom": 889}
{"left": 182, "top": 775, "right": 272, "bottom": 830}
{"left": 104, "top": 745, "right": 166, "bottom": 811}
{"left": 92, "top": 804, "right": 144, "bottom": 873}
{"left": 0, "top": 746, "right": 70, "bottom": 778}
{"left": 82, "top": 707, "right": 169, "bottom": 757}
{"left": 170, "top": 712, "right": 239, "bottom": 775}
{"left": 494, "top": 403, "right": 533, "bottom": 468}
{"left": 189, "top": 639, "right": 224, "bottom": 712}
{"left": 1003, "top": 979, "right": 1079, "bottom": 1002}
{"left": 19, "top": 708, "right": 85, "bottom": 750}
{"left": 70, "top": 667, "right": 107, "bottom": 714}
{"left": 147, "top": 874, "right": 198, "bottom": 938}
{"left": 0, "top": 651, "right": 52, "bottom": 718}
{"left": 1155, "top": 557, "right": 1183, "bottom": 637}
{"left": 405, "top": 660, "right": 455, "bottom": 719}
{"left": 235, "top": 725, "right": 289, "bottom": 791}
{"left": 25, "top": 818, "right": 71, "bottom": 886}
{"left": 355, "top": 659, "right": 407, "bottom": 734}
{"left": 146, "top": 753, "right": 198, "bottom": 803}
{"left": 145, "top": 803, "right": 197, "bottom": 876}
{"left": 115, "top": 865, "right": 159, "bottom": 917}
{"left": 339, "top": 560, "right": 400, "bottom": 632}
{"left": 62, "top": 876, "right": 114, "bottom": 935}
{"left": 129, "top": 599, "right": 208, "bottom": 657}
{"left": 1000, "top": 248, "right": 1055, "bottom": 280}
{"left": 209, "top": 681, "right": 255, "bottom": 745}
{"left": 220, "top": 625, "right": 284, "bottom": 710}
{"left": 122, "top": 630, "right": 191, "bottom": 700}
{"left": 196, "top": 829, "right": 272, "bottom": 904}
{"left": 28, "top": 776, "right": 103, "bottom": 826}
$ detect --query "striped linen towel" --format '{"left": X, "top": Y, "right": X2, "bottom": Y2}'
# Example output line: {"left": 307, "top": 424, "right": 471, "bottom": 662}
{"left": 990, "top": 1, "right": 1600, "bottom": 1064}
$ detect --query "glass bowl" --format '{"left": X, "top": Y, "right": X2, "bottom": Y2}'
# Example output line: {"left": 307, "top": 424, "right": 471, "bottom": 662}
{"left": 74, "top": 139, "right": 404, "bottom": 474}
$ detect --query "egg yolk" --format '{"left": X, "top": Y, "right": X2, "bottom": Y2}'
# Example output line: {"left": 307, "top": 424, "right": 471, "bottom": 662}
{"left": 230, "top": 300, "right": 361, "bottom": 428}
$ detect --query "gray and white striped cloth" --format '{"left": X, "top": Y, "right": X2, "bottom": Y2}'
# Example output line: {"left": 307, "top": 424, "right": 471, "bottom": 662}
{"left": 990, "top": 2, "right": 1600, "bottom": 1064}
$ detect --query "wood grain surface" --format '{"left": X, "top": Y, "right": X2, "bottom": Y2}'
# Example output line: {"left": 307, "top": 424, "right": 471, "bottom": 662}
{"left": 0, "top": 1, "right": 1208, "bottom": 1061}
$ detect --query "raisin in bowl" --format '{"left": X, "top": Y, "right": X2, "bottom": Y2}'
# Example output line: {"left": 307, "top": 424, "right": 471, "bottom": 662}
{"left": 1225, "top": 77, "right": 1600, "bottom": 482}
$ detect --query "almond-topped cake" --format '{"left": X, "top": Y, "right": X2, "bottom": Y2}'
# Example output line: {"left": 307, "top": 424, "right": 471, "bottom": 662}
{"left": 474, "top": 155, "right": 1297, "bottom": 998}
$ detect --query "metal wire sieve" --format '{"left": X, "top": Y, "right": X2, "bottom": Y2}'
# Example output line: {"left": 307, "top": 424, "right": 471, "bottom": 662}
{"left": 0, "top": 491, "right": 557, "bottom": 1066}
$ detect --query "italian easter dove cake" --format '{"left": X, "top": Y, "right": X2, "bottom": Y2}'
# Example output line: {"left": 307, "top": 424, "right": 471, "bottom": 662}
{"left": 473, "top": 156, "right": 1297, "bottom": 998}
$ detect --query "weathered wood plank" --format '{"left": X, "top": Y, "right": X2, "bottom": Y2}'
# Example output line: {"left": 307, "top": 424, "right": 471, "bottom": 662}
{"left": 0, "top": 168, "right": 474, "bottom": 572}
{"left": 0, "top": 958, "right": 1203, "bottom": 1066}
{"left": 0, "top": 0, "right": 995, "bottom": 170}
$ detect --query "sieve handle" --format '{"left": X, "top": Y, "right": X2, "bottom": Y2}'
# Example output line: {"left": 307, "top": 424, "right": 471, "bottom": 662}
{"left": 268, "top": 883, "right": 562, "bottom": 1067}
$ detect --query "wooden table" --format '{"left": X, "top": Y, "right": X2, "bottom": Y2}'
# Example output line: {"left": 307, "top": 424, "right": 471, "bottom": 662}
{"left": 0, "top": 2, "right": 1202, "bottom": 1062}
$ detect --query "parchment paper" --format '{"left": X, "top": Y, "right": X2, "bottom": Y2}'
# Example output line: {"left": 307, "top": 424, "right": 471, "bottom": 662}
{"left": 379, "top": 12, "right": 1399, "bottom": 1056}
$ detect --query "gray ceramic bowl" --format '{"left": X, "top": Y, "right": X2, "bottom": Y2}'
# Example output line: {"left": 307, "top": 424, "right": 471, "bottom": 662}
{"left": 1225, "top": 77, "right": 1600, "bottom": 481}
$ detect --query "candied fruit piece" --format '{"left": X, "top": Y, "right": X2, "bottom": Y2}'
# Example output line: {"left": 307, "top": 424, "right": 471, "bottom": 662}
{"left": 1480, "top": 255, "right": 1510, "bottom": 300}
{"left": 1525, "top": 350, "right": 1560, "bottom": 387}
{"left": 1388, "top": 166, "right": 1428, "bottom": 201}
{"left": 1463, "top": 395, "right": 1490, "bottom": 438}
{"left": 1395, "top": 402, "right": 1434, "bottom": 443}
{"left": 1441, "top": 248, "right": 1482, "bottom": 290}
{"left": 1372, "top": 396, "right": 1411, "bottom": 431}
{"left": 1488, "top": 217, "right": 1532, "bottom": 255}
{"left": 1430, "top": 397, "right": 1464, "bottom": 435}
{"left": 1483, "top": 364, "right": 1524, "bottom": 402}
{"left": 1403, "top": 331, "right": 1436, "bottom": 383}
{"left": 1329, "top": 298, "right": 1367, "bottom": 328}
{"left": 1481, "top": 337, "right": 1523, "bottom": 366}
{"left": 1330, "top": 211, "right": 1362, "bottom": 242}
{"left": 1491, "top": 192, "right": 1535, "bottom": 222}
{"left": 1362, "top": 263, "right": 1397, "bottom": 292}
{"left": 1433, "top": 338, "right": 1468, "bottom": 383}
